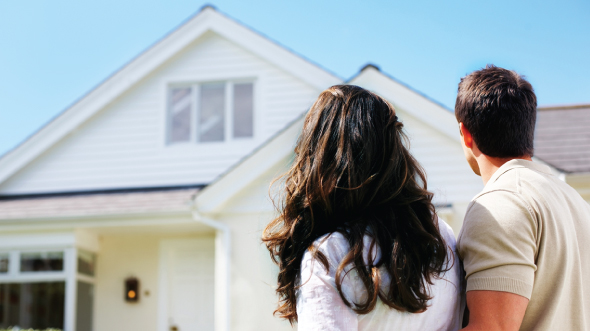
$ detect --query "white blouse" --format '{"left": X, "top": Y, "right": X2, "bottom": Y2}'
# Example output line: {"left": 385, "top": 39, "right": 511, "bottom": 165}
{"left": 296, "top": 218, "right": 463, "bottom": 331}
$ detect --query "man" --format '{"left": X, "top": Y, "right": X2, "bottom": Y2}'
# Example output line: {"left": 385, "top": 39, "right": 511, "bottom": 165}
{"left": 455, "top": 65, "right": 590, "bottom": 330}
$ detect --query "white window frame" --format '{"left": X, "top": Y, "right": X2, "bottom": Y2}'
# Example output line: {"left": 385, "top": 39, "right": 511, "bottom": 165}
{"left": 166, "top": 79, "right": 256, "bottom": 145}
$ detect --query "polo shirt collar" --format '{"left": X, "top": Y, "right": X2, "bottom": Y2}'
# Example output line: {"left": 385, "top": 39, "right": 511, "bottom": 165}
{"left": 486, "top": 158, "right": 553, "bottom": 187}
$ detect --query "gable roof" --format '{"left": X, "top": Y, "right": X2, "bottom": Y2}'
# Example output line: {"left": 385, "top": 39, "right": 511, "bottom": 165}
{"left": 0, "top": 6, "right": 341, "bottom": 186}
{"left": 195, "top": 66, "right": 464, "bottom": 214}
{"left": 535, "top": 104, "right": 590, "bottom": 173}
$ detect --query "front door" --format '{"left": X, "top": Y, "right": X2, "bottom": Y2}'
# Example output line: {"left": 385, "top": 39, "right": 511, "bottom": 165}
{"left": 158, "top": 238, "right": 215, "bottom": 331}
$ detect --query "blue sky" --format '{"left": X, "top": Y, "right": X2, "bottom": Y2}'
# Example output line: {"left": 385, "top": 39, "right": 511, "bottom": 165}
{"left": 0, "top": 0, "right": 588, "bottom": 156}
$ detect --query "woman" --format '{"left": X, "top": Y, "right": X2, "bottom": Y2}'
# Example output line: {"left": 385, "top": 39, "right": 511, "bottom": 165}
{"left": 262, "top": 85, "right": 462, "bottom": 330}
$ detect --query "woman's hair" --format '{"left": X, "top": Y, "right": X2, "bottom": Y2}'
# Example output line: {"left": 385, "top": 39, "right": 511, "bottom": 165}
{"left": 262, "top": 85, "right": 449, "bottom": 323}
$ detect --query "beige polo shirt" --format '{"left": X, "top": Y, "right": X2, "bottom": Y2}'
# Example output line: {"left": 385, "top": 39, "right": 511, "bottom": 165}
{"left": 457, "top": 159, "right": 590, "bottom": 331}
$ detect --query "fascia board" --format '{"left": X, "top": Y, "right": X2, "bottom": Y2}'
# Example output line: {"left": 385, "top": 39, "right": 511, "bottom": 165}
{"left": 0, "top": 210, "right": 196, "bottom": 232}
{"left": 196, "top": 117, "right": 303, "bottom": 214}
{"left": 349, "top": 67, "right": 460, "bottom": 142}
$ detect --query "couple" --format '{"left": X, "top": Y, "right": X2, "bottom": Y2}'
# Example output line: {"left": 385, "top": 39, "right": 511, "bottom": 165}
{"left": 263, "top": 65, "right": 590, "bottom": 331}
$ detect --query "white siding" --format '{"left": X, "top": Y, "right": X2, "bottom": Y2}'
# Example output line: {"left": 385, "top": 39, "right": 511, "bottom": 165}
{"left": 0, "top": 32, "right": 321, "bottom": 195}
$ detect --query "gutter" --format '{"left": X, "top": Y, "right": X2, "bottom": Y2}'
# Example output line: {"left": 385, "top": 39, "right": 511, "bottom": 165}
{"left": 192, "top": 210, "right": 231, "bottom": 331}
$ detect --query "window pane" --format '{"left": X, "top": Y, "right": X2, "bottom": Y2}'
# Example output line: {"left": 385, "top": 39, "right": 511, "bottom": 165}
{"left": 78, "top": 250, "right": 96, "bottom": 277}
{"left": 233, "top": 83, "right": 254, "bottom": 138}
{"left": 168, "top": 87, "right": 192, "bottom": 143}
{"left": 0, "top": 282, "right": 65, "bottom": 329}
{"left": 21, "top": 252, "right": 64, "bottom": 272}
{"left": 199, "top": 84, "right": 225, "bottom": 142}
{"left": 76, "top": 281, "right": 94, "bottom": 331}
{"left": 0, "top": 253, "right": 8, "bottom": 273}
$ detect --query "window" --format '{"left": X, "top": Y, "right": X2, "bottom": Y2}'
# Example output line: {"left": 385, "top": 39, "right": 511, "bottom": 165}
{"left": 77, "top": 249, "right": 96, "bottom": 277}
{"left": 21, "top": 251, "right": 64, "bottom": 272}
{"left": 0, "top": 253, "right": 8, "bottom": 273}
{"left": 0, "top": 282, "right": 65, "bottom": 329}
{"left": 0, "top": 248, "right": 96, "bottom": 330}
{"left": 167, "top": 81, "right": 254, "bottom": 144}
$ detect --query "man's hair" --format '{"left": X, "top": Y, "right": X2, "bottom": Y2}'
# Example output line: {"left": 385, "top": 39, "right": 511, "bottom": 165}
{"left": 455, "top": 64, "right": 537, "bottom": 158}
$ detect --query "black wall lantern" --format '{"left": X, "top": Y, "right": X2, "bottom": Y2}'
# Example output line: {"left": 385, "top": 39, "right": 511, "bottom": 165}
{"left": 125, "top": 277, "right": 140, "bottom": 302}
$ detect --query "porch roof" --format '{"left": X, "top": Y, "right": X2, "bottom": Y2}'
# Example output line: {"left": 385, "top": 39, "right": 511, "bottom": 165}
{"left": 0, "top": 188, "right": 201, "bottom": 221}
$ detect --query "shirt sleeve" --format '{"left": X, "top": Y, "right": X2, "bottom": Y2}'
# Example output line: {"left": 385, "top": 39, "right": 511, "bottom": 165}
{"left": 296, "top": 234, "right": 359, "bottom": 331}
{"left": 457, "top": 190, "right": 538, "bottom": 299}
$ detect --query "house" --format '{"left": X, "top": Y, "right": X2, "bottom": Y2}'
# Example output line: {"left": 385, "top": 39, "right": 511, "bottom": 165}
{"left": 1, "top": 6, "right": 584, "bottom": 331}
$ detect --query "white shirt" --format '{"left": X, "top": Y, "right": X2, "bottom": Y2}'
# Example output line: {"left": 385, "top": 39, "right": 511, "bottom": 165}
{"left": 296, "top": 218, "right": 463, "bottom": 331}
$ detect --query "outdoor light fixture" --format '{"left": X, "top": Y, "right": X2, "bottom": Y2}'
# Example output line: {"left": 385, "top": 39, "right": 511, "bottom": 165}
{"left": 125, "top": 277, "right": 140, "bottom": 302}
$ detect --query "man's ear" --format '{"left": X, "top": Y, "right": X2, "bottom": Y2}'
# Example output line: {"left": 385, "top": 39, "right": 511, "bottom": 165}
{"left": 459, "top": 122, "right": 474, "bottom": 149}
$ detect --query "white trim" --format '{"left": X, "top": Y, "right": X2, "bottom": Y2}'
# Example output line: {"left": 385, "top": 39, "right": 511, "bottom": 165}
{"left": 225, "top": 81, "right": 233, "bottom": 142}
{"left": 0, "top": 273, "right": 67, "bottom": 283}
{"left": 0, "top": 7, "right": 339, "bottom": 185}
{"left": 0, "top": 211, "right": 196, "bottom": 231}
{"left": 64, "top": 247, "right": 78, "bottom": 331}
{"left": 0, "top": 232, "right": 76, "bottom": 249}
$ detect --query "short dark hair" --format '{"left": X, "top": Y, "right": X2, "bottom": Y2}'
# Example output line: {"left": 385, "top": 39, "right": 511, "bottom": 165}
{"left": 455, "top": 65, "right": 537, "bottom": 158}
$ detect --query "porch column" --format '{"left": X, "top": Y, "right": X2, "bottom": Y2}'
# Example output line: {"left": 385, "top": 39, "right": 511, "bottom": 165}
{"left": 193, "top": 212, "right": 231, "bottom": 331}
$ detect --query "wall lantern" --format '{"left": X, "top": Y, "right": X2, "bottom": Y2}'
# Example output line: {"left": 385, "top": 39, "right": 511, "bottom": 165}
{"left": 125, "top": 277, "right": 140, "bottom": 302}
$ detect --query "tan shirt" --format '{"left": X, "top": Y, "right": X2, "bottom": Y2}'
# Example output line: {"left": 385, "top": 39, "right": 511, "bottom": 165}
{"left": 457, "top": 159, "right": 590, "bottom": 331}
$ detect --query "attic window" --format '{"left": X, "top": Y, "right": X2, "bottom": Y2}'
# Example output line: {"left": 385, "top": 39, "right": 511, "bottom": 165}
{"left": 167, "top": 81, "right": 254, "bottom": 144}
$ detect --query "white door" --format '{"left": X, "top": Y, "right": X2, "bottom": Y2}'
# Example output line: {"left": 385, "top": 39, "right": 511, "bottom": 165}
{"left": 159, "top": 238, "right": 215, "bottom": 331}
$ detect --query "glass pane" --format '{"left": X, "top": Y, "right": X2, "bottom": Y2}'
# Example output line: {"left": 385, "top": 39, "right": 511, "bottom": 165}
{"left": 20, "top": 251, "right": 64, "bottom": 272}
{"left": 0, "top": 282, "right": 65, "bottom": 329}
{"left": 233, "top": 83, "right": 254, "bottom": 138}
{"left": 199, "top": 84, "right": 225, "bottom": 142}
{"left": 76, "top": 281, "right": 94, "bottom": 331}
{"left": 78, "top": 250, "right": 96, "bottom": 277}
{"left": 0, "top": 253, "right": 8, "bottom": 273}
{"left": 168, "top": 87, "right": 192, "bottom": 143}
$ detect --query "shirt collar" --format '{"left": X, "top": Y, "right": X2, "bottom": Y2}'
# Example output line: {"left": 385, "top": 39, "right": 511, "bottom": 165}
{"left": 486, "top": 158, "right": 553, "bottom": 187}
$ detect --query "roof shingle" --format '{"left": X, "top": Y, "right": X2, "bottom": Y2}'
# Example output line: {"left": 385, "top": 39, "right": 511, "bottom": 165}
{"left": 535, "top": 104, "right": 590, "bottom": 173}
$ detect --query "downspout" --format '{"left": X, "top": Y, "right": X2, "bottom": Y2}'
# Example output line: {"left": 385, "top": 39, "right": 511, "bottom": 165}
{"left": 192, "top": 210, "right": 231, "bottom": 331}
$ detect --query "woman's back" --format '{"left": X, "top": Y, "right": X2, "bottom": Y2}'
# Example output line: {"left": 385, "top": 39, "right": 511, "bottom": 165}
{"left": 263, "top": 85, "right": 462, "bottom": 327}
{"left": 297, "top": 218, "right": 463, "bottom": 331}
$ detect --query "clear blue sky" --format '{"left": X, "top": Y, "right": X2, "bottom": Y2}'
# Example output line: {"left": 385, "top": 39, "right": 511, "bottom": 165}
{"left": 0, "top": 0, "right": 588, "bottom": 157}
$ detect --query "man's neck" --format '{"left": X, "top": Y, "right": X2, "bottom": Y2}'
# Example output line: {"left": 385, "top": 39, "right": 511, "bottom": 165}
{"left": 477, "top": 155, "right": 533, "bottom": 186}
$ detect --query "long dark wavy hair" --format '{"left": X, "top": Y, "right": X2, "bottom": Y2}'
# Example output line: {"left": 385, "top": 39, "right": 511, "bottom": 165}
{"left": 262, "top": 85, "right": 449, "bottom": 323}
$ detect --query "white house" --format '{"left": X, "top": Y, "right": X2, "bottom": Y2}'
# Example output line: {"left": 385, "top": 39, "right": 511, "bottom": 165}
{"left": 3, "top": 6, "right": 583, "bottom": 331}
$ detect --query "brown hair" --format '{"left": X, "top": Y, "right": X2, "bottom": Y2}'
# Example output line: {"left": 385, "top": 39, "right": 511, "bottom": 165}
{"left": 455, "top": 64, "right": 537, "bottom": 157}
{"left": 262, "top": 85, "right": 449, "bottom": 323}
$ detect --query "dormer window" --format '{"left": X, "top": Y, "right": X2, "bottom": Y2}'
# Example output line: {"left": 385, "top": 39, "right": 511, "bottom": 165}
{"left": 167, "top": 81, "right": 254, "bottom": 144}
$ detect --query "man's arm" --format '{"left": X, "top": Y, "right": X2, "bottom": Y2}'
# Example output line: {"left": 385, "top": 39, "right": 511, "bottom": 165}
{"left": 462, "top": 290, "right": 529, "bottom": 331}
